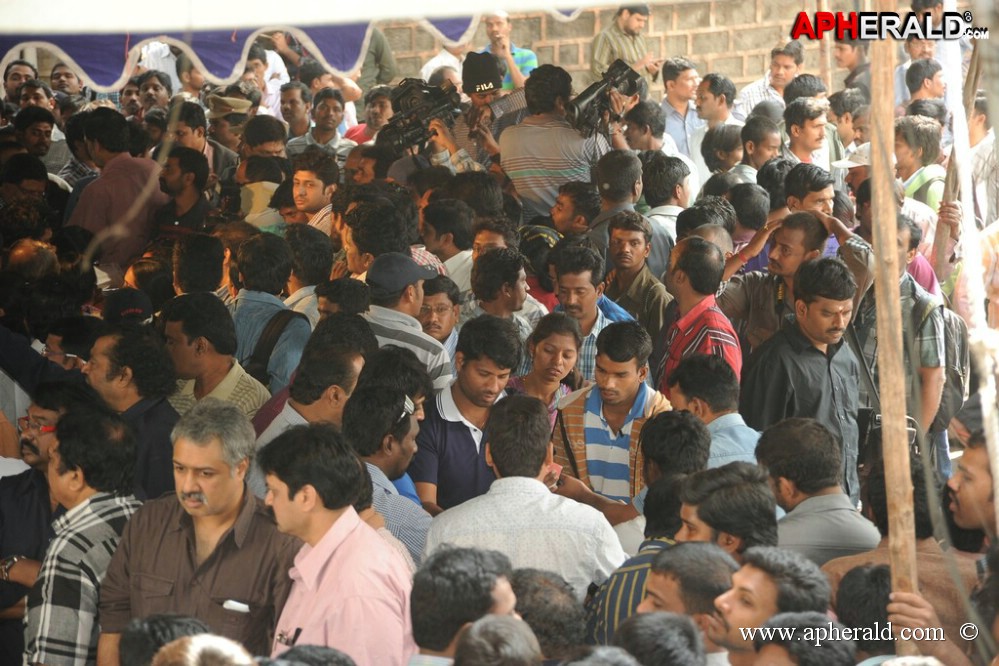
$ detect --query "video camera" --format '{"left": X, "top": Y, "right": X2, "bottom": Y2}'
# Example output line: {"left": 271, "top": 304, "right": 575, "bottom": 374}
{"left": 376, "top": 79, "right": 462, "bottom": 155}
{"left": 565, "top": 59, "right": 641, "bottom": 137}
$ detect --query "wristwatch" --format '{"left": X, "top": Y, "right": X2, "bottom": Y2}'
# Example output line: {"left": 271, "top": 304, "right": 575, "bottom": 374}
{"left": 1, "top": 555, "right": 24, "bottom": 582}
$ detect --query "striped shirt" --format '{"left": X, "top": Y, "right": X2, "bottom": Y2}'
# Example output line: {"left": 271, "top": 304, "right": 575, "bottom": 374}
{"left": 367, "top": 462, "right": 432, "bottom": 565}
{"left": 25, "top": 493, "right": 141, "bottom": 666}
{"left": 585, "top": 537, "right": 674, "bottom": 644}
{"left": 655, "top": 294, "right": 742, "bottom": 398}
{"left": 590, "top": 22, "right": 650, "bottom": 85}
{"left": 578, "top": 307, "right": 614, "bottom": 383}
{"left": 734, "top": 73, "right": 785, "bottom": 120}
{"left": 365, "top": 305, "right": 454, "bottom": 390}
{"left": 286, "top": 130, "right": 357, "bottom": 171}
{"left": 500, "top": 115, "right": 611, "bottom": 221}
{"left": 583, "top": 382, "right": 651, "bottom": 502}
{"left": 168, "top": 360, "right": 271, "bottom": 419}
{"left": 481, "top": 44, "right": 538, "bottom": 90}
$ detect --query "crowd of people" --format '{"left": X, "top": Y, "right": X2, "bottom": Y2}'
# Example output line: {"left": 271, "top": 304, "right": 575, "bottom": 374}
{"left": 0, "top": 0, "right": 998, "bottom": 664}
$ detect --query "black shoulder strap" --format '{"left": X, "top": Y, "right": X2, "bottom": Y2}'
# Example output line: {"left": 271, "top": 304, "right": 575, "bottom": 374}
{"left": 847, "top": 323, "right": 881, "bottom": 413}
{"left": 246, "top": 309, "right": 307, "bottom": 385}
{"left": 557, "top": 412, "right": 580, "bottom": 479}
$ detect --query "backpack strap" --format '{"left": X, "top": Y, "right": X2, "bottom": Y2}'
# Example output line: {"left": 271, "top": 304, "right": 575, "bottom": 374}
{"left": 246, "top": 309, "right": 307, "bottom": 385}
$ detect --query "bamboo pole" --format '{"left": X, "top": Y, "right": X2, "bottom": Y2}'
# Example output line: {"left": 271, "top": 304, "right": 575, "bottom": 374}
{"left": 869, "top": 2, "right": 919, "bottom": 656}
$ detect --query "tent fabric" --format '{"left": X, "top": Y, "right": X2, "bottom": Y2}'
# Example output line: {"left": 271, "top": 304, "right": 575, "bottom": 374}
{"left": 0, "top": 9, "right": 587, "bottom": 92}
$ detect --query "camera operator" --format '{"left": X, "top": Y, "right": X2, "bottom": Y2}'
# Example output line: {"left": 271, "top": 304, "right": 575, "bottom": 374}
{"left": 499, "top": 65, "right": 631, "bottom": 222}
{"left": 427, "top": 53, "right": 505, "bottom": 174}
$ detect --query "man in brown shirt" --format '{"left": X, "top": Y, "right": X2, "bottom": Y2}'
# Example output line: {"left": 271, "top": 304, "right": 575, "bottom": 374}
{"left": 96, "top": 399, "right": 300, "bottom": 664}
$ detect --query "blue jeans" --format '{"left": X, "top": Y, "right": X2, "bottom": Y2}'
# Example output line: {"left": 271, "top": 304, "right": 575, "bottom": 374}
{"left": 932, "top": 429, "right": 952, "bottom": 479}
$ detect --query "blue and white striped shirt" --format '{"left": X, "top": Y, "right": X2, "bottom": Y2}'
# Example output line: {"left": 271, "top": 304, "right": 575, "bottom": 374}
{"left": 583, "top": 383, "right": 650, "bottom": 502}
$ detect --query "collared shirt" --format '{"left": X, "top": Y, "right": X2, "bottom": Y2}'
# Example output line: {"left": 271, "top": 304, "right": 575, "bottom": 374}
{"left": 233, "top": 289, "right": 312, "bottom": 394}
{"left": 571, "top": 307, "right": 614, "bottom": 383}
{"left": 460, "top": 301, "right": 533, "bottom": 344}
{"left": 408, "top": 385, "right": 498, "bottom": 510}
{"left": 740, "top": 319, "right": 861, "bottom": 502}
{"left": 660, "top": 99, "right": 705, "bottom": 158}
{"left": 285, "top": 285, "right": 320, "bottom": 329}
{"left": 169, "top": 360, "right": 271, "bottom": 419}
{"left": 441, "top": 328, "right": 459, "bottom": 375}
{"left": 286, "top": 130, "right": 358, "bottom": 170}
{"left": 99, "top": 492, "right": 300, "bottom": 656}
{"left": 728, "top": 163, "right": 757, "bottom": 182}
{"left": 25, "top": 493, "right": 141, "bottom": 666}
{"left": 854, "top": 272, "right": 945, "bottom": 411}
{"left": 734, "top": 73, "right": 785, "bottom": 121}
{"left": 271, "top": 507, "right": 415, "bottom": 664}
{"left": 583, "top": 382, "right": 650, "bottom": 502}
{"left": 366, "top": 462, "right": 433, "bottom": 565}
{"left": 154, "top": 196, "right": 211, "bottom": 241}
{"left": 646, "top": 204, "right": 683, "bottom": 246}
{"left": 585, "top": 536, "right": 674, "bottom": 644}
{"left": 249, "top": 402, "right": 309, "bottom": 498}
{"left": 655, "top": 294, "right": 742, "bottom": 398}
{"left": 425, "top": 477, "right": 626, "bottom": 600}
{"left": 364, "top": 305, "right": 454, "bottom": 391}
{"left": 481, "top": 43, "right": 538, "bottom": 90}
{"left": 308, "top": 204, "right": 333, "bottom": 237}
{"left": 605, "top": 264, "right": 673, "bottom": 341}
{"left": 123, "top": 396, "right": 179, "bottom": 500}
{"left": 1, "top": 469, "right": 53, "bottom": 664}
{"left": 57, "top": 155, "right": 98, "bottom": 188}
{"left": 500, "top": 114, "right": 610, "bottom": 221}
{"left": 443, "top": 250, "right": 473, "bottom": 295}
{"left": 590, "top": 21, "right": 651, "bottom": 85}
{"left": 67, "top": 152, "right": 170, "bottom": 277}
{"left": 777, "top": 493, "right": 882, "bottom": 566}
{"left": 706, "top": 412, "right": 760, "bottom": 468}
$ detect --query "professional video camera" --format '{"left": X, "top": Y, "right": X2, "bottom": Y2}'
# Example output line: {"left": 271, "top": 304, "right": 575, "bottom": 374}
{"left": 565, "top": 59, "right": 641, "bottom": 137}
{"left": 376, "top": 79, "right": 462, "bottom": 155}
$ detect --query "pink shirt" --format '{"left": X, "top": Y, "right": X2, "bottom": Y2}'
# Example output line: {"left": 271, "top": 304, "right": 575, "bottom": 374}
{"left": 67, "top": 152, "right": 169, "bottom": 281}
{"left": 271, "top": 507, "right": 416, "bottom": 665}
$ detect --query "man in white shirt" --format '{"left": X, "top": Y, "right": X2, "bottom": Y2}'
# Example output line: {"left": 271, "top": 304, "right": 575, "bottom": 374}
{"left": 420, "top": 198, "right": 475, "bottom": 297}
{"left": 691, "top": 74, "right": 743, "bottom": 183}
{"left": 424, "top": 394, "right": 626, "bottom": 600}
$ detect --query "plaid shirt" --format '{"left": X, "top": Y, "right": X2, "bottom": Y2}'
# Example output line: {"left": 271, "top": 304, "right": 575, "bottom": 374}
{"left": 25, "top": 493, "right": 141, "bottom": 666}
{"left": 56, "top": 155, "right": 98, "bottom": 189}
{"left": 854, "top": 272, "right": 945, "bottom": 410}
{"left": 734, "top": 73, "right": 785, "bottom": 120}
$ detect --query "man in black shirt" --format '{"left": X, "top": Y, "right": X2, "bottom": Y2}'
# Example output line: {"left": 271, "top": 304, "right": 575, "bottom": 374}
{"left": 740, "top": 257, "right": 860, "bottom": 503}
{"left": 155, "top": 146, "right": 210, "bottom": 241}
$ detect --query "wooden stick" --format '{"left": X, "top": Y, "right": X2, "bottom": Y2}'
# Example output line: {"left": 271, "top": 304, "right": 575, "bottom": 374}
{"left": 935, "top": 41, "right": 981, "bottom": 276}
{"left": 869, "top": 6, "right": 919, "bottom": 656}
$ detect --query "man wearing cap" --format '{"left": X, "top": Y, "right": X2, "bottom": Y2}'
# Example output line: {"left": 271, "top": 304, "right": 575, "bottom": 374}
{"left": 590, "top": 5, "right": 662, "bottom": 87}
{"left": 428, "top": 52, "right": 504, "bottom": 172}
{"left": 480, "top": 11, "right": 537, "bottom": 91}
{"left": 206, "top": 95, "right": 252, "bottom": 154}
{"left": 831, "top": 142, "right": 871, "bottom": 196}
{"left": 363, "top": 252, "right": 454, "bottom": 391}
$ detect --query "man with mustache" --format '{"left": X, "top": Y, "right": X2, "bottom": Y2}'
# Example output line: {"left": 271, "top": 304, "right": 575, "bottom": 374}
{"left": 739, "top": 256, "right": 862, "bottom": 503}
{"left": 96, "top": 399, "right": 299, "bottom": 665}
{"left": 0, "top": 382, "right": 102, "bottom": 665}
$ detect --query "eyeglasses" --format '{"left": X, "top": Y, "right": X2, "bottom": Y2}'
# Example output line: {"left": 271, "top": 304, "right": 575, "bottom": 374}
{"left": 42, "top": 346, "right": 78, "bottom": 361}
{"left": 419, "top": 304, "right": 454, "bottom": 317}
{"left": 17, "top": 416, "right": 57, "bottom": 435}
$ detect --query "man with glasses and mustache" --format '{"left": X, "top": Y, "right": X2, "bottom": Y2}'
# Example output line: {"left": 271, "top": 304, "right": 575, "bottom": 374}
{"left": 0, "top": 381, "right": 102, "bottom": 665}
{"left": 96, "top": 399, "right": 300, "bottom": 666}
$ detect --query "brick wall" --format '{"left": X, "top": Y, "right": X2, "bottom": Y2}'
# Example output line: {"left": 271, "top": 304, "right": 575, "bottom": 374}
{"left": 383, "top": 0, "right": 860, "bottom": 96}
